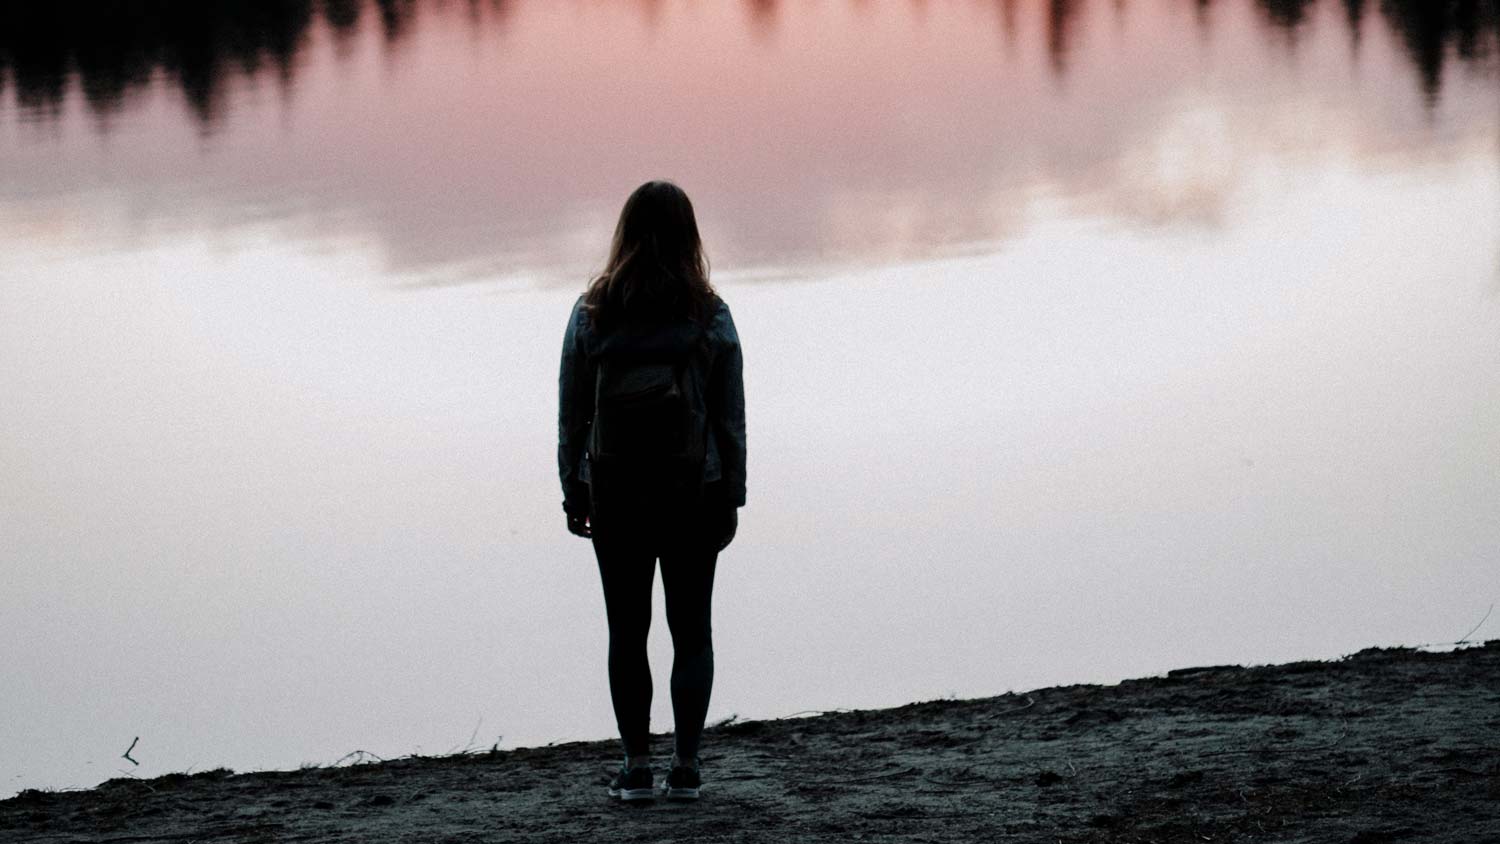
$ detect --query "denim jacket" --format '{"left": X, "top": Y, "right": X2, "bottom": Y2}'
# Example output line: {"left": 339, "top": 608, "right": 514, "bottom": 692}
{"left": 558, "top": 295, "right": 746, "bottom": 515}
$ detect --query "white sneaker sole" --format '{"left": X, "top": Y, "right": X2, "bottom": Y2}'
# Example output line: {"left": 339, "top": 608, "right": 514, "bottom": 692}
{"left": 609, "top": 787, "right": 657, "bottom": 801}
{"left": 665, "top": 786, "right": 700, "bottom": 801}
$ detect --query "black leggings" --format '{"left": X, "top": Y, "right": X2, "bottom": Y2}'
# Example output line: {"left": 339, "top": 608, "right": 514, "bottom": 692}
{"left": 591, "top": 498, "right": 718, "bottom": 760}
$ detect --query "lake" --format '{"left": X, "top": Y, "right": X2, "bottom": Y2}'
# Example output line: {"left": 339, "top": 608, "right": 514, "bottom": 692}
{"left": 2, "top": 0, "right": 1497, "bottom": 796}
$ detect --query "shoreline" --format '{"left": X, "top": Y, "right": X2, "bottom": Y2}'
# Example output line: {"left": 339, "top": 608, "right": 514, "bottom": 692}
{"left": 5, "top": 641, "right": 1497, "bottom": 842}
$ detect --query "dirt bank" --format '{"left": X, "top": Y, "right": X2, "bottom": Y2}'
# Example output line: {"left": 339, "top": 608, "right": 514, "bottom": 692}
{"left": 5, "top": 642, "right": 1497, "bottom": 843}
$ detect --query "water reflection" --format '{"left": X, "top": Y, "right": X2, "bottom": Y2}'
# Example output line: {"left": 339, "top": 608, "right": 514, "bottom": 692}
{"left": 1380, "top": 0, "right": 1500, "bottom": 103}
{"left": 1257, "top": 0, "right": 1316, "bottom": 31}
{"left": 0, "top": 0, "right": 503, "bottom": 131}
{"left": 745, "top": 0, "right": 779, "bottom": 41}
{"left": 1047, "top": 0, "right": 1083, "bottom": 76}
{"left": 1243, "top": 0, "right": 1500, "bottom": 103}
{"left": 1, "top": 0, "right": 1494, "bottom": 134}
{"left": 0, "top": 0, "right": 1491, "bottom": 286}
{"left": 0, "top": 1, "right": 318, "bottom": 129}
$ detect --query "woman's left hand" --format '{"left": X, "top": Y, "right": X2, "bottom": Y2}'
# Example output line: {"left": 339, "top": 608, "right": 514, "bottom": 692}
{"left": 715, "top": 508, "right": 737, "bottom": 552}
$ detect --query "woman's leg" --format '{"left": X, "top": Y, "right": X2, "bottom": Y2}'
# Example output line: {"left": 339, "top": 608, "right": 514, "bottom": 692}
{"left": 659, "top": 539, "right": 718, "bottom": 762}
{"left": 592, "top": 526, "right": 657, "bottom": 759}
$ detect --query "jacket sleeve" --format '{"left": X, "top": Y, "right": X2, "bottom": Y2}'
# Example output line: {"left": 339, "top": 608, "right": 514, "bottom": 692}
{"left": 557, "top": 297, "right": 593, "bottom": 516}
{"left": 709, "top": 305, "right": 747, "bottom": 508}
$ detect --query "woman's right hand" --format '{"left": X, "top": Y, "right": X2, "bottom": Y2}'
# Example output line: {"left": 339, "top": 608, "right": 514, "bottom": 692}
{"left": 567, "top": 513, "right": 592, "bottom": 539}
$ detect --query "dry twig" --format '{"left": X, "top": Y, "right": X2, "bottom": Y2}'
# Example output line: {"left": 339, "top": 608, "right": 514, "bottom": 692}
{"left": 997, "top": 695, "right": 1037, "bottom": 717}
{"left": 332, "top": 750, "right": 387, "bottom": 766}
{"left": 1457, "top": 603, "right": 1495, "bottom": 644}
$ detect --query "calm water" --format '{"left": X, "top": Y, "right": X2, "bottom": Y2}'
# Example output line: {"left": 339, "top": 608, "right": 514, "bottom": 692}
{"left": 3, "top": 0, "right": 1498, "bottom": 796}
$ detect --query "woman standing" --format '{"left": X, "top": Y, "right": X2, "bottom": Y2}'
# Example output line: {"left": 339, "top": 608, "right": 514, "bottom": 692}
{"left": 557, "top": 181, "right": 746, "bottom": 802}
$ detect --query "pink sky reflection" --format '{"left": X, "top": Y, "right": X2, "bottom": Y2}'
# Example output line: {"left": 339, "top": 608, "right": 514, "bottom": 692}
{"left": 0, "top": 0, "right": 1495, "bottom": 284}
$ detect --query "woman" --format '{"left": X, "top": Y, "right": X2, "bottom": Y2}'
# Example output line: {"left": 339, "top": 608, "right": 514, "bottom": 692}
{"left": 557, "top": 180, "right": 746, "bottom": 802}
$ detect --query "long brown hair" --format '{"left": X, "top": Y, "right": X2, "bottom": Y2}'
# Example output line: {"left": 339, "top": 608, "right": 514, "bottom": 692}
{"left": 584, "top": 180, "right": 716, "bottom": 328}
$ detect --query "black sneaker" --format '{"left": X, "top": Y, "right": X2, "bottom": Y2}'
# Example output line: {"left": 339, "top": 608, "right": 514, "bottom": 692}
{"left": 663, "top": 763, "right": 701, "bottom": 801}
{"left": 608, "top": 764, "right": 656, "bottom": 801}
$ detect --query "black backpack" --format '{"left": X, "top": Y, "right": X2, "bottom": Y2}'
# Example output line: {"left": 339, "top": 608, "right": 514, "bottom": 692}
{"left": 587, "top": 319, "right": 709, "bottom": 491}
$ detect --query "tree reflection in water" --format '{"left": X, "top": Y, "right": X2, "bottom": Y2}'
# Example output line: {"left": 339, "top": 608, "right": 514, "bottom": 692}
{"left": 0, "top": 0, "right": 1494, "bottom": 133}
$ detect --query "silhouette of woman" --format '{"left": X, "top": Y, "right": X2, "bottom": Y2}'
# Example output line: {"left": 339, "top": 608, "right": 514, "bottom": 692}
{"left": 557, "top": 180, "right": 746, "bottom": 802}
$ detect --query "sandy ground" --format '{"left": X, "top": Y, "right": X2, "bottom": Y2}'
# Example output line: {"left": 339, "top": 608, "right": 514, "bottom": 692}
{"left": 4, "top": 642, "right": 1497, "bottom": 843}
